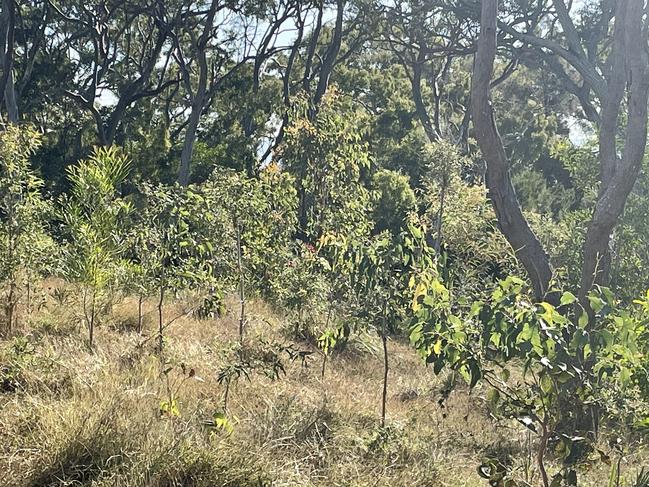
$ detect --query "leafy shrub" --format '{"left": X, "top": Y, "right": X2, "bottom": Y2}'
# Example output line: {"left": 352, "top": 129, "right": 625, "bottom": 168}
{"left": 0, "top": 125, "right": 55, "bottom": 334}
{"left": 60, "top": 146, "right": 132, "bottom": 348}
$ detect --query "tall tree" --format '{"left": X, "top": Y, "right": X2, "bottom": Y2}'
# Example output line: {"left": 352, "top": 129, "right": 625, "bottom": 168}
{"left": 51, "top": 0, "right": 178, "bottom": 146}
{"left": 471, "top": 0, "right": 649, "bottom": 305}
{"left": 0, "top": 0, "right": 50, "bottom": 123}
{"left": 381, "top": 0, "right": 476, "bottom": 144}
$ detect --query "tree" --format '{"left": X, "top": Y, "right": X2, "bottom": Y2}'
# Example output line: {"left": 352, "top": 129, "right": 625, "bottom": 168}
{"left": 51, "top": 0, "right": 178, "bottom": 146}
{"left": 60, "top": 146, "right": 131, "bottom": 348}
{"left": 320, "top": 216, "right": 433, "bottom": 427}
{"left": 471, "top": 0, "right": 649, "bottom": 309}
{"left": 132, "top": 182, "right": 219, "bottom": 351}
{"left": 280, "top": 89, "right": 372, "bottom": 242}
{"left": 411, "top": 274, "right": 648, "bottom": 486}
{"left": 0, "top": 124, "right": 53, "bottom": 334}
{"left": 380, "top": 0, "right": 476, "bottom": 144}
{"left": 0, "top": 1, "right": 50, "bottom": 123}
{"left": 204, "top": 165, "right": 298, "bottom": 340}
{"left": 370, "top": 169, "right": 416, "bottom": 236}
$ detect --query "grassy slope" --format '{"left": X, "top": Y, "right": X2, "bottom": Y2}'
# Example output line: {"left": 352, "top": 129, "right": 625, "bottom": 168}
{"left": 0, "top": 287, "right": 646, "bottom": 487}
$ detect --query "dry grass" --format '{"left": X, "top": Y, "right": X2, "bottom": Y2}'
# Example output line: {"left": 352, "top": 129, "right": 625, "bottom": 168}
{"left": 0, "top": 287, "right": 647, "bottom": 487}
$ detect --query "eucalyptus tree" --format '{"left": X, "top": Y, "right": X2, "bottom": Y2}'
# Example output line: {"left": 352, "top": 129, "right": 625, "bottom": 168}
{"left": 471, "top": 0, "right": 649, "bottom": 308}
{"left": 257, "top": 0, "right": 376, "bottom": 165}
{"left": 379, "top": 0, "right": 477, "bottom": 144}
{"left": 410, "top": 273, "right": 649, "bottom": 486}
{"left": 132, "top": 182, "right": 222, "bottom": 351}
{"left": 50, "top": 0, "right": 179, "bottom": 146}
{"left": 320, "top": 217, "right": 433, "bottom": 427}
{"left": 173, "top": 0, "right": 237, "bottom": 186}
{"left": 280, "top": 89, "right": 373, "bottom": 242}
{"left": 204, "top": 165, "right": 297, "bottom": 340}
{"left": 0, "top": 0, "right": 50, "bottom": 123}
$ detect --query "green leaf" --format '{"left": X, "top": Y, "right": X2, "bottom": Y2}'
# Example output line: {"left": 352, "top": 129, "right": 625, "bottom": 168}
{"left": 560, "top": 291, "right": 577, "bottom": 306}
{"left": 619, "top": 367, "right": 632, "bottom": 386}
{"left": 578, "top": 308, "right": 589, "bottom": 328}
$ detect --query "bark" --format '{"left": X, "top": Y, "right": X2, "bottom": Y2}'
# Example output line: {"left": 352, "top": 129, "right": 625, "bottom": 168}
{"left": 537, "top": 418, "right": 550, "bottom": 487}
{"left": 433, "top": 182, "right": 446, "bottom": 252}
{"left": 380, "top": 304, "right": 389, "bottom": 428}
{"left": 258, "top": 10, "right": 304, "bottom": 166}
{"left": 177, "top": 0, "right": 218, "bottom": 186}
{"left": 137, "top": 294, "right": 144, "bottom": 334}
{"left": 313, "top": 0, "right": 344, "bottom": 106}
{"left": 236, "top": 222, "right": 246, "bottom": 342}
{"left": 158, "top": 285, "right": 165, "bottom": 352}
{"left": 579, "top": 0, "right": 649, "bottom": 301}
{"left": 471, "top": 0, "right": 554, "bottom": 300}
{"left": 412, "top": 50, "right": 440, "bottom": 143}
{"left": 57, "top": 1, "right": 175, "bottom": 146}
{"left": 0, "top": 0, "right": 17, "bottom": 122}
{"left": 302, "top": 2, "right": 323, "bottom": 93}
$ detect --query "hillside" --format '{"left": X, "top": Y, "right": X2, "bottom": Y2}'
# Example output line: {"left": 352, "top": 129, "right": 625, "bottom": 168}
{"left": 1, "top": 288, "right": 646, "bottom": 487}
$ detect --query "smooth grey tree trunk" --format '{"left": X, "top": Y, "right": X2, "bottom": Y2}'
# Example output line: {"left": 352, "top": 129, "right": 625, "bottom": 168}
{"left": 471, "top": 0, "right": 554, "bottom": 300}
{"left": 177, "top": 0, "right": 218, "bottom": 186}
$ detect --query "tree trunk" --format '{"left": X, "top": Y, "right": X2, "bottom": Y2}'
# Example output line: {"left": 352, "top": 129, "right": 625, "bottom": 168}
{"left": 321, "top": 299, "right": 334, "bottom": 379}
{"left": 236, "top": 222, "right": 246, "bottom": 342}
{"left": 177, "top": 70, "right": 207, "bottom": 186}
{"left": 537, "top": 418, "right": 550, "bottom": 487}
{"left": 412, "top": 52, "right": 440, "bottom": 143}
{"left": 137, "top": 294, "right": 144, "bottom": 334}
{"left": 471, "top": 0, "right": 554, "bottom": 300}
{"left": 313, "top": 0, "right": 344, "bottom": 106}
{"left": 434, "top": 182, "right": 447, "bottom": 252}
{"left": 579, "top": 0, "right": 649, "bottom": 305}
{"left": 381, "top": 329, "right": 389, "bottom": 428}
{"left": 177, "top": 0, "right": 218, "bottom": 186}
{"left": 380, "top": 303, "right": 389, "bottom": 428}
{"left": 88, "top": 286, "right": 96, "bottom": 350}
{"left": 158, "top": 286, "right": 165, "bottom": 352}
{"left": 5, "top": 278, "right": 15, "bottom": 335}
{"left": 0, "top": 0, "right": 18, "bottom": 122}
{"left": 223, "top": 381, "right": 230, "bottom": 412}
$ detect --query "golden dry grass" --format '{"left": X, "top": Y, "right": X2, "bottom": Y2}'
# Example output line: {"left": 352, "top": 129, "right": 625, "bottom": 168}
{"left": 0, "top": 286, "right": 647, "bottom": 486}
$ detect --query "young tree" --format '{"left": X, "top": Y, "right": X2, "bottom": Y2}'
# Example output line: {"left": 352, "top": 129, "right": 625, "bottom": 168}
{"left": 320, "top": 216, "right": 433, "bottom": 427}
{"left": 0, "top": 124, "right": 53, "bottom": 334}
{"left": 132, "top": 182, "right": 219, "bottom": 351}
{"left": 280, "top": 89, "right": 373, "bottom": 243}
{"left": 61, "top": 146, "right": 131, "bottom": 348}
{"left": 411, "top": 275, "right": 648, "bottom": 486}
{"left": 204, "top": 165, "right": 297, "bottom": 341}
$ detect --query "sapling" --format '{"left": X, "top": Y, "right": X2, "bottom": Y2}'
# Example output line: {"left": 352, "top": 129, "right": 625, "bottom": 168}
{"left": 133, "top": 182, "right": 219, "bottom": 352}
{"left": 60, "top": 146, "right": 131, "bottom": 348}
{"left": 205, "top": 167, "right": 297, "bottom": 341}
{"left": 411, "top": 276, "right": 649, "bottom": 486}
{"left": 320, "top": 217, "right": 433, "bottom": 427}
{"left": 0, "top": 125, "right": 54, "bottom": 335}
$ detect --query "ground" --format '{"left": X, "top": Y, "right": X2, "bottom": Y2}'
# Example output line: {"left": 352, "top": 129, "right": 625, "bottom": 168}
{"left": 0, "top": 285, "right": 647, "bottom": 486}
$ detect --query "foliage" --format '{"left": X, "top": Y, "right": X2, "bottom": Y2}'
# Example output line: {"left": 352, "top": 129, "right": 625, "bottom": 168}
{"left": 130, "top": 182, "right": 222, "bottom": 348}
{"left": 60, "top": 146, "right": 132, "bottom": 347}
{"left": 0, "top": 125, "right": 54, "bottom": 333}
{"left": 3, "top": 1, "right": 649, "bottom": 482}
{"left": 370, "top": 169, "right": 416, "bottom": 235}
{"left": 204, "top": 165, "right": 298, "bottom": 298}
{"left": 319, "top": 215, "right": 434, "bottom": 424}
{"left": 280, "top": 89, "right": 373, "bottom": 242}
{"left": 410, "top": 275, "right": 649, "bottom": 484}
